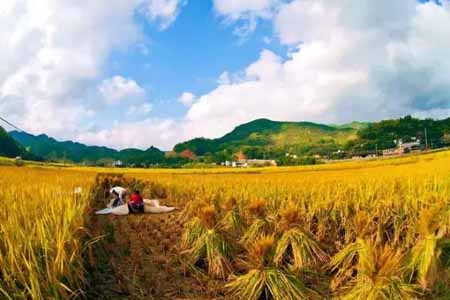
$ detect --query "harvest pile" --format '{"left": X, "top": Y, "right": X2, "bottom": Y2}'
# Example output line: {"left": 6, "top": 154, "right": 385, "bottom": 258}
{"left": 1, "top": 151, "right": 450, "bottom": 299}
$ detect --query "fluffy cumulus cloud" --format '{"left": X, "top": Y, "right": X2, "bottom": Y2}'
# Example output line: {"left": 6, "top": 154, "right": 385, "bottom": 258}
{"left": 144, "top": 0, "right": 186, "bottom": 30}
{"left": 0, "top": 0, "right": 141, "bottom": 138}
{"left": 99, "top": 76, "right": 146, "bottom": 104}
{"left": 182, "top": 0, "right": 450, "bottom": 140}
{"left": 213, "top": 0, "right": 282, "bottom": 36}
{"left": 213, "top": 0, "right": 279, "bottom": 18}
{"left": 0, "top": 0, "right": 184, "bottom": 149}
{"left": 77, "top": 118, "right": 179, "bottom": 150}
{"left": 178, "top": 92, "right": 196, "bottom": 107}
{"left": 2, "top": 0, "right": 450, "bottom": 151}
{"left": 126, "top": 103, "right": 153, "bottom": 116}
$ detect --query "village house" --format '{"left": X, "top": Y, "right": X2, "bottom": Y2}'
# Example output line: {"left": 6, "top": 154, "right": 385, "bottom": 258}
{"left": 398, "top": 140, "right": 421, "bottom": 154}
{"left": 180, "top": 149, "right": 197, "bottom": 160}
{"left": 383, "top": 139, "right": 422, "bottom": 157}
{"left": 236, "top": 159, "right": 277, "bottom": 167}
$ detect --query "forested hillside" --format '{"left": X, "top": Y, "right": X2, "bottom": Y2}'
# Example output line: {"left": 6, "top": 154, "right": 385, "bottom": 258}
{"left": 174, "top": 116, "right": 450, "bottom": 164}
{"left": 0, "top": 126, "right": 39, "bottom": 160}
{"left": 174, "top": 119, "right": 365, "bottom": 162}
{"left": 6, "top": 116, "right": 450, "bottom": 166}
{"left": 10, "top": 131, "right": 165, "bottom": 166}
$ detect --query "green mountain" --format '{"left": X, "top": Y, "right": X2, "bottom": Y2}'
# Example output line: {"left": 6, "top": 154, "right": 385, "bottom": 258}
{"left": 0, "top": 126, "right": 24, "bottom": 158}
{"left": 174, "top": 116, "right": 450, "bottom": 163}
{"left": 7, "top": 115, "right": 450, "bottom": 167}
{"left": 174, "top": 119, "right": 368, "bottom": 160}
{"left": 10, "top": 131, "right": 165, "bottom": 165}
{"left": 0, "top": 126, "right": 39, "bottom": 160}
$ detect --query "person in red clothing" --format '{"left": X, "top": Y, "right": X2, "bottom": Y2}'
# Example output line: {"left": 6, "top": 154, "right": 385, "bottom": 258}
{"left": 128, "top": 190, "right": 144, "bottom": 213}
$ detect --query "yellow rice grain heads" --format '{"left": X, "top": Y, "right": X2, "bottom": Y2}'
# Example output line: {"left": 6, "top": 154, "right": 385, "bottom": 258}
{"left": 330, "top": 239, "right": 419, "bottom": 299}
{"left": 218, "top": 197, "right": 245, "bottom": 237}
{"left": 274, "top": 202, "right": 328, "bottom": 273}
{"left": 181, "top": 201, "right": 233, "bottom": 279}
{"left": 226, "top": 234, "right": 321, "bottom": 300}
{"left": 240, "top": 199, "right": 275, "bottom": 245}
{"left": 408, "top": 206, "right": 450, "bottom": 291}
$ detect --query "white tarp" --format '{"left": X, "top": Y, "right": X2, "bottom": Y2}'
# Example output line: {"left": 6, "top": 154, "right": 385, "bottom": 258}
{"left": 95, "top": 199, "right": 175, "bottom": 215}
{"left": 144, "top": 199, "right": 176, "bottom": 213}
{"left": 95, "top": 207, "right": 113, "bottom": 215}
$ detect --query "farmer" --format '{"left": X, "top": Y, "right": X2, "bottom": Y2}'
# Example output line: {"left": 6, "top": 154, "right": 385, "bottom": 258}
{"left": 109, "top": 186, "right": 128, "bottom": 208}
{"left": 128, "top": 190, "right": 144, "bottom": 213}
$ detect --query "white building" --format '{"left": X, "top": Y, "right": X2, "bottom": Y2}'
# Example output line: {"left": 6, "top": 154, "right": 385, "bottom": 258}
{"left": 238, "top": 159, "right": 277, "bottom": 167}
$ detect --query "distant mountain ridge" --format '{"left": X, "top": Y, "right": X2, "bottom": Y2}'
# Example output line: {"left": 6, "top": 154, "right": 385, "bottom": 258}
{"left": 4, "top": 116, "right": 450, "bottom": 166}
{"left": 6, "top": 118, "right": 366, "bottom": 164}
{"left": 10, "top": 131, "right": 165, "bottom": 165}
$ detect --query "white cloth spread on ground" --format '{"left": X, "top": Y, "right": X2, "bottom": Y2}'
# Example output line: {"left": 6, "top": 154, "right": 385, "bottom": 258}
{"left": 95, "top": 199, "right": 176, "bottom": 215}
{"left": 95, "top": 207, "right": 113, "bottom": 215}
{"left": 143, "top": 199, "right": 176, "bottom": 214}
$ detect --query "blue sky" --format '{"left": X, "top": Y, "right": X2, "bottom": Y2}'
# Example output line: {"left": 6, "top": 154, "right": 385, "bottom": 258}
{"left": 104, "top": 0, "right": 287, "bottom": 120}
{"left": 1, "top": 0, "right": 449, "bottom": 150}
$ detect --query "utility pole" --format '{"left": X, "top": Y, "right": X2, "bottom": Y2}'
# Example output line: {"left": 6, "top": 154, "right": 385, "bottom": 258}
{"left": 424, "top": 128, "right": 429, "bottom": 150}
{"left": 375, "top": 144, "right": 378, "bottom": 156}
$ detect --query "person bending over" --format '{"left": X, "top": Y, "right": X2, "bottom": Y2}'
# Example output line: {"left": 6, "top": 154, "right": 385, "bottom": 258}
{"left": 109, "top": 186, "right": 128, "bottom": 208}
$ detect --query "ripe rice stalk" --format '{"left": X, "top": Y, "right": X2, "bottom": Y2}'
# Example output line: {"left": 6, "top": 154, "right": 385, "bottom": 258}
{"left": 183, "top": 229, "right": 233, "bottom": 279}
{"left": 274, "top": 228, "right": 328, "bottom": 272}
{"left": 181, "top": 217, "right": 206, "bottom": 249}
{"left": 240, "top": 200, "right": 274, "bottom": 245}
{"left": 227, "top": 235, "right": 320, "bottom": 300}
{"left": 338, "top": 241, "right": 420, "bottom": 300}
{"left": 181, "top": 203, "right": 233, "bottom": 278}
{"left": 408, "top": 207, "right": 449, "bottom": 290}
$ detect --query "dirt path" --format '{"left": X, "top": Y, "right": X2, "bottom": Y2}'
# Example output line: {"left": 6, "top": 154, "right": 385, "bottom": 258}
{"left": 86, "top": 207, "right": 224, "bottom": 300}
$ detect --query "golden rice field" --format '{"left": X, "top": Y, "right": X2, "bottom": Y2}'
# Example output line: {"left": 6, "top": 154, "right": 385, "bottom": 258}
{"left": 1, "top": 150, "right": 450, "bottom": 299}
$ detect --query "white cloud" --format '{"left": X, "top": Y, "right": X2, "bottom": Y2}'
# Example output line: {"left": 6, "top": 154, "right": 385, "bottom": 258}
{"left": 213, "top": 0, "right": 279, "bottom": 19}
{"left": 0, "top": 0, "right": 143, "bottom": 140}
{"left": 144, "top": 0, "right": 186, "bottom": 30}
{"left": 77, "top": 118, "right": 180, "bottom": 150}
{"left": 126, "top": 103, "right": 153, "bottom": 116}
{"left": 178, "top": 92, "right": 196, "bottom": 107}
{"left": 0, "top": 0, "right": 185, "bottom": 146}
{"left": 213, "top": 0, "right": 281, "bottom": 37}
{"left": 274, "top": 0, "right": 339, "bottom": 45}
{"left": 262, "top": 36, "right": 272, "bottom": 44}
{"left": 2, "top": 0, "right": 450, "bottom": 152}
{"left": 181, "top": 0, "right": 450, "bottom": 141}
{"left": 274, "top": 0, "right": 417, "bottom": 45}
{"left": 217, "top": 71, "right": 231, "bottom": 85}
{"left": 98, "top": 76, "right": 146, "bottom": 104}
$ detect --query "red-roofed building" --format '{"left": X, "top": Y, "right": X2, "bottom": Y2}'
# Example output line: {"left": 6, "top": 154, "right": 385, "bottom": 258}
{"left": 236, "top": 150, "right": 246, "bottom": 161}
{"left": 180, "top": 149, "right": 196, "bottom": 160}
